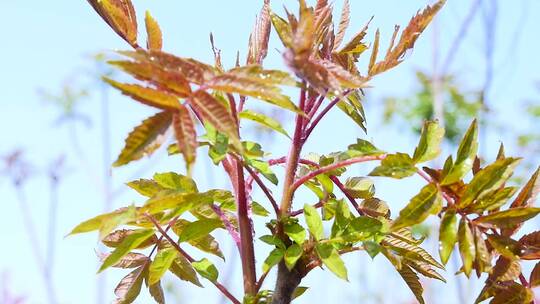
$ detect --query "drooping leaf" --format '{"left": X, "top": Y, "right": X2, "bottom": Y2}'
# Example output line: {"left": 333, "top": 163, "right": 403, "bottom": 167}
{"left": 188, "top": 90, "right": 240, "bottom": 149}
{"left": 113, "top": 263, "right": 148, "bottom": 304}
{"left": 247, "top": 159, "right": 278, "bottom": 185}
{"left": 486, "top": 234, "right": 522, "bottom": 259}
{"left": 473, "top": 227, "right": 492, "bottom": 274}
{"left": 169, "top": 254, "right": 202, "bottom": 287}
{"left": 172, "top": 105, "right": 198, "bottom": 170}
{"left": 369, "top": 153, "right": 416, "bottom": 179}
{"left": 252, "top": 201, "right": 270, "bottom": 217}
{"left": 347, "top": 139, "right": 385, "bottom": 156}
{"left": 69, "top": 206, "right": 137, "bottom": 240}
{"left": 473, "top": 207, "right": 540, "bottom": 229}
{"left": 337, "top": 90, "right": 367, "bottom": 133}
{"left": 239, "top": 110, "right": 290, "bottom": 138}
{"left": 99, "top": 229, "right": 155, "bottom": 273}
{"left": 407, "top": 259, "right": 446, "bottom": 282}
{"left": 192, "top": 258, "right": 219, "bottom": 282}
{"left": 442, "top": 119, "right": 478, "bottom": 185}
{"left": 458, "top": 218, "right": 475, "bottom": 277}
{"left": 439, "top": 209, "right": 458, "bottom": 265}
{"left": 459, "top": 158, "right": 521, "bottom": 208}
{"left": 149, "top": 246, "right": 178, "bottom": 285}
{"left": 113, "top": 111, "right": 172, "bottom": 167}
{"left": 412, "top": 120, "right": 445, "bottom": 163}
{"left": 147, "top": 280, "right": 165, "bottom": 304}
{"left": 173, "top": 219, "right": 225, "bottom": 260}
{"left": 391, "top": 184, "right": 441, "bottom": 231}
{"left": 315, "top": 243, "right": 348, "bottom": 281}
{"left": 304, "top": 204, "right": 324, "bottom": 241}
{"left": 145, "top": 11, "right": 162, "bottom": 50}
{"left": 397, "top": 264, "right": 425, "bottom": 304}
{"left": 284, "top": 243, "right": 303, "bottom": 270}
{"left": 260, "top": 235, "right": 286, "bottom": 250}
{"left": 86, "top": 0, "right": 138, "bottom": 47}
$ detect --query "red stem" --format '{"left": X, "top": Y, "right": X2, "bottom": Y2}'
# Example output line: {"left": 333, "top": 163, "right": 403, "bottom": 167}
{"left": 302, "top": 90, "right": 352, "bottom": 143}
{"left": 279, "top": 87, "right": 307, "bottom": 216}
{"left": 243, "top": 162, "right": 280, "bottom": 215}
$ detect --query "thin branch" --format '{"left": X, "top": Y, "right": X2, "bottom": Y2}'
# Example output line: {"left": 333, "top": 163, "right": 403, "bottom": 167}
{"left": 416, "top": 169, "right": 455, "bottom": 205}
{"left": 211, "top": 204, "right": 241, "bottom": 249}
{"left": 279, "top": 86, "right": 307, "bottom": 215}
{"left": 255, "top": 269, "right": 271, "bottom": 293}
{"left": 242, "top": 161, "right": 280, "bottom": 215}
{"left": 145, "top": 214, "right": 241, "bottom": 304}
{"left": 302, "top": 89, "right": 352, "bottom": 142}
{"left": 290, "top": 155, "right": 386, "bottom": 194}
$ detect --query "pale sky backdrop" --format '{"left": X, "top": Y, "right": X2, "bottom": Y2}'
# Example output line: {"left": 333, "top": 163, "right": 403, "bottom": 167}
{"left": 1, "top": 0, "right": 539, "bottom": 303}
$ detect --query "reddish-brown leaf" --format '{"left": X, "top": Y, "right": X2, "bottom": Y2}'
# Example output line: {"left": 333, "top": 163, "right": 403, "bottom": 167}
{"left": 530, "top": 262, "right": 540, "bottom": 287}
{"left": 172, "top": 105, "right": 198, "bottom": 170}
{"left": 114, "top": 263, "right": 148, "bottom": 304}
{"left": 98, "top": 252, "right": 149, "bottom": 269}
{"left": 103, "top": 229, "right": 158, "bottom": 249}
{"left": 247, "top": 0, "right": 271, "bottom": 64}
{"left": 86, "top": 0, "right": 138, "bottom": 48}
{"left": 109, "top": 60, "right": 191, "bottom": 97}
{"left": 104, "top": 78, "right": 181, "bottom": 110}
{"left": 518, "top": 231, "right": 540, "bottom": 260}
{"left": 114, "top": 111, "right": 172, "bottom": 167}
{"left": 333, "top": 0, "right": 350, "bottom": 50}
{"left": 145, "top": 11, "right": 163, "bottom": 51}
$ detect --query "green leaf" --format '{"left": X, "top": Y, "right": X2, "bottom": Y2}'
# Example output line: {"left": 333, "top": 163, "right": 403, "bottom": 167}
{"left": 113, "top": 264, "right": 148, "bottom": 304}
{"left": 364, "top": 241, "right": 382, "bottom": 258}
{"left": 292, "top": 286, "right": 309, "bottom": 300}
{"left": 153, "top": 172, "right": 198, "bottom": 192}
{"left": 169, "top": 254, "right": 202, "bottom": 287}
{"left": 192, "top": 258, "right": 219, "bottom": 282}
{"left": 304, "top": 204, "right": 324, "bottom": 241}
{"left": 337, "top": 91, "right": 367, "bottom": 133}
{"left": 474, "top": 207, "right": 540, "bottom": 229}
{"left": 149, "top": 246, "right": 177, "bottom": 285}
{"left": 391, "top": 184, "right": 442, "bottom": 231}
{"left": 360, "top": 198, "right": 390, "bottom": 218}
{"left": 270, "top": 12, "right": 293, "bottom": 48}
{"left": 470, "top": 187, "right": 518, "bottom": 213}
{"left": 349, "top": 216, "right": 383, "bottom": 234}
{"left": 458, "top": 217, "right": 475, "bottom": 277}
{"left": 260, "top": 235, "right": 286, "bottom": 250}
{"left": 263, "top": 248, "right": 284, "bottom": 273}
{"left": 239, "top": 110, "right": 290, "bottom": 138}
{"left": 248, "top": 159, "right": 278, "bottom": 185}
{"left": 442, "top": 119, "right": 478, "bottom": 185}
{"left": 283, "top": 221, "right": 307, "bottom": 245}
{"left": 179, "top": 219, "right": 223, "bottom": 242}
{"left": 99, "top": 229, "right": 155, "bottom": 273}
{"left": 316, "top": 244, "right": 348, "bottom": 281}
{"left": 438, "top": 210, "right": 458, "bottom": 265}
{"left": 284, "top": 244, "right": 303, "bottom": 270}
{"left": 252, "top": 201, "right": 270, "bottom": 217}
{"left": 140, "top": 191, "right": 213, "bottom": 215}
{"left": 347, "top": 139, "right": 385, "bottom": 156}
{"left": 343, "top": 177, "right": 375, "bottom": 199}
{"left": 113, "top": 111, "right": 172, "bottom": 167}
{"left": 487, "top": 234, "right": 522, "bottom": 259}
{"left": 126, "top": 179, "right": 163, "bottom": 197}
{"left": 172, "top": 219, "right": 224, "bottom": 260}
{"left": 145, "top": 11, "right": 162, "bottom": 51}
{"left": 459, "top": 158, "right": 521, "bottom": 208}
{"left": 68, "top": 206, "right": 136, "bottom": 240}
{"left": 369, "top": 153, "right": 416, "bottom": 179}
{"left": 413, "top": 120, "right": 444, "bottom": 163}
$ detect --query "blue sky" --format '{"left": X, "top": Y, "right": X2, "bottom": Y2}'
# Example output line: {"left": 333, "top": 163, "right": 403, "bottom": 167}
{"left": 1, "top": 0, "right": 539, "bottom": 303}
